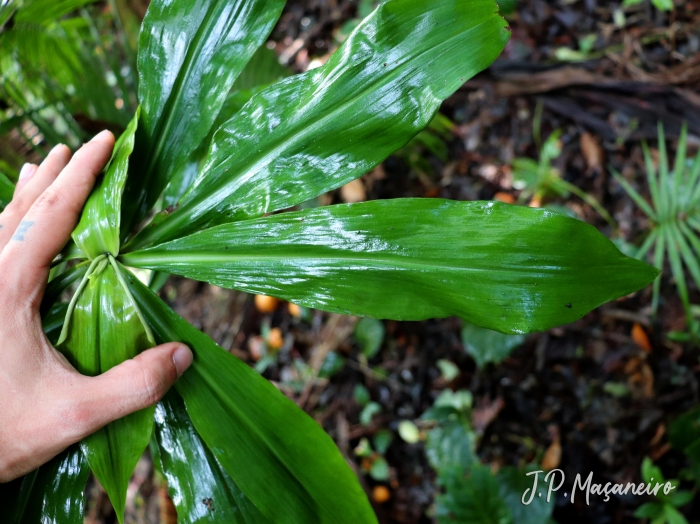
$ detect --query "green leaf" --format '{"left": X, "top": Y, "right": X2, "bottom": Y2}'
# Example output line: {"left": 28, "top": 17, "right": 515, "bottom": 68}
{"left": 462, "top": 321, "right": 525, "bottom": 367}
{"left": 497, "top": 466, "right": 555, "bottom": 524}
{"left": 664, "top": 504, "right": 690, "bottom": 524}
{"left": 360, "top": 402, "right": 382, "bottom": 426}
{"left": 0, "top": 446, "right": 89, "bottom": 524}
{"left": 423, "top": 390, "right": 475, "bottom": 473}
{"left": 669, "top": 407, "right": 700, "bottom": 451}
{"left": 58, "top": 263, "right": 154, "bottom": 523}
{"left": 123, "top": 0, "right": 286, "bottom": 234}
{"left": 72, "top": 109, "right": 139, "bottom": 258}
{"left": 369, "top": 457, "right": 390, "bottom": 481}
{"left": 125, "top": 272, "right": 378, "bottom": 524}
{"left": 161, "top": 47, "right": 291, "bottom": 208}
{"left": 635, "top": 501, "right": 664, "bottom": 519}
{"left": 125, "top": 0, "right": 510, "bottom": 250}
{"left": 651, "top": 0, "right": 674, "bottom": 11}
{"left": 154, "top": 391, "right": 272, "bottom": 523}
{"left": 436, "top": 464, "right": 512, "bottom": 524}
{"left": 122, "top": 200, "right": 659, "bottom": 335}
{"left": 355, "top": 318, "right": 385, "bottom": 358}
{"left": 14, "top": 0, "right": 101, "bottom": 24}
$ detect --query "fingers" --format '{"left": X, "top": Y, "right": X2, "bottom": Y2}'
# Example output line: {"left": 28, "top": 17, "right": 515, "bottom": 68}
{"left": 1, "top": 131, "right": 114, "bottom": 302}
{"left": 0, "top": 145, "right": 71, "bottom": 251}
{"left": 66, "top": 343, "right": 193, "bottom": 441}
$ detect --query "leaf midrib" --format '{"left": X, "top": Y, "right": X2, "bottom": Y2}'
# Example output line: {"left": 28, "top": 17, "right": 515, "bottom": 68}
{"left": 122, "top": 250, "right": 566, "bottom": 274}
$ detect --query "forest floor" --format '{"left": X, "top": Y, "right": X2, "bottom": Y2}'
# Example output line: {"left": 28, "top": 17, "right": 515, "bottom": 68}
{"left": 86, "top": 1, "right": 700, "bottom": 523}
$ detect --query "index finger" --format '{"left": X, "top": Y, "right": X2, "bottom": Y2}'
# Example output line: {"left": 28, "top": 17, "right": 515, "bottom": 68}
{"left": 0, "top": 131, "right": 115, "bottom": 305}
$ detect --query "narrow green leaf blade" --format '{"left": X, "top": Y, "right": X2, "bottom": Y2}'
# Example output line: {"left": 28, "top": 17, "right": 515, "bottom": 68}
{"left": 0, "top": 446, "right": 89, "bottom": 524}
{"left": 58, "top": 264, "right": 154, "bottom": 523}
{"left": 15, "top": 0, "right": 101, "bottom": 24}
{"left": 123, "top": 0, "right": 286, "bottom": 234}
{"left": 155, "top": 391, "right": 272, "bottom": 523}
{"left": 72, "top": 110, "right": 139, "bottom": 258}
{"left": 123, "top": 200, "right": 659, "bottom": 335}
{"left": 125, "top": 273, "right": 378, "bottom": 524}
{"left": 126, "top": 0, "right": 510, "bottom": 250}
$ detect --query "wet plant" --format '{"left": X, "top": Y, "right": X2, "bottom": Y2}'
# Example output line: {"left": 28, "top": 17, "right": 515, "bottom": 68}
{"left": 613, "top": 123, "right": 700, "bottom": 320}
{"left": 1, "top": 0, "right": 657, "bottom": 522}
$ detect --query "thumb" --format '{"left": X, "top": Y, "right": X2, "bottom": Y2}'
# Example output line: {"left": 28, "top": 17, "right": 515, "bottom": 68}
{"left": 73, "top": 343, "right": 193, "bottom": 439}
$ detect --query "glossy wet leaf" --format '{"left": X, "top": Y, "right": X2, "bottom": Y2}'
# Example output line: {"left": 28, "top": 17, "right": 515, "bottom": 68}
{"left": 123, "top": 0, "right": 286, "bottom": 234}
{"left": 461, "top": 322, "right": 525, "bottom": 368}
{"left": 0, "top": 446, "right": 89, "bottom": 524}
{"left": 122, "top": 200, "right": 659, "bottom": 335}
{"left": 126, "top": 0, "right": 510, "bottom": 249}
{"left": 58, "top": 264, "right": 154, "bottom": 523}
{"left": 155, "top": 391, "right": 272, "bottom": 523}
{"left": 73, "top": 110, "right": 139, "bottom": 258}
{"left": 125, "top": 272, "right": 377, "bottom": 524}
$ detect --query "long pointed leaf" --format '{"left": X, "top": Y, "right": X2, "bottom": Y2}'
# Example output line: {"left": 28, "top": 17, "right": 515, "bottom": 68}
{"left": 672, "top": 123, "right": 688, "bottom": 214}
{"left": 122, "top": 0, "right": 286, "bottom": 235}
{"left": 663, "top": 226, "right": 690, "bottom": 310}
{"left": 58, "top": 264, "right": 154, "bottom": 523}
{"left": 125, "top": 0, "right": 510, "bottom": 250}
{"left": 0, "top": 446, "right": 89, "bottom": 524}
{"left": 651, "top": 226, "right": 666, "bottom": 312}
{"left": 612, "top": 169, "right": 657, "bottom": 221}
{"left": 125, "top": 271, "right": 377, "bottom": 524}
{"left": 122, "top": 199, "right": 658, "bottom": 335}
{"left": 155, "top": 391, "right": 272, "bottom": 523}
{"left": 657, "top": 123, "right": 671, "bottom": 219}
{"left": 72, "top": 110, "right": 139, "bottom": 258}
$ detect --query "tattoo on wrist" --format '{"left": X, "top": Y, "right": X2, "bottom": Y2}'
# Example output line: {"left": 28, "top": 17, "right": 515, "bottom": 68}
{"left": 12, "top": 221, "right": 35, "bottom": 241}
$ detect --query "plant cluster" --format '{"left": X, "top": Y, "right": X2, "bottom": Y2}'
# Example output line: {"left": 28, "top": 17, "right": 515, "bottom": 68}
{"left": 613, "top": 123, "right": 700, "bottom": 322}
{"left": 0, "top": 0, "right": 658, "bottom": 523}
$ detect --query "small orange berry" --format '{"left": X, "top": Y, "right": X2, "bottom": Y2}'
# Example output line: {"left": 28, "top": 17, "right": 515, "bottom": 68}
{"left": 632, "top": 323, "right": 652, "bottom": 352}
{"left": 494, "top": 192, "right": 515, "bottom": 204}
{"left": 372, "top": 485, "right": 391, "bottom": 504}
{"left": 288, "top": 302, "right": 302, "bottom": 317}
{"left": 267, "top": 327, "right": 284, "bottom": 350}
{"left": 255, "top": 294, "right": 279, "bottom": 313}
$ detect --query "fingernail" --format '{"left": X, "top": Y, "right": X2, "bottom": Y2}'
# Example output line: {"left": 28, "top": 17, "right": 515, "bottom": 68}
{"left": 90, "top": 130, "right": 112, "bottom": 142}
{"left": 47, "top": 143, "right": 66, "bottom": 156}
{"left": 18, "top": 163, "right": 37, "bottom": 182}
{"left": 172, "top": 344, "right": 193, "bottom": 377}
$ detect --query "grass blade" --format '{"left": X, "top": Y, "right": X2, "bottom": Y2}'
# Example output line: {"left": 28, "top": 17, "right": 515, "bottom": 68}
{"left": 672, "top": 123, "right": 688, "bottom": 214}
{"left": 636, "top": 228, "right": 659, "bottom": 261}
{"left": 612, "top": 170, "right": 657, "bottom": 221}
{"left": 651, "top": 228, "right": 666, "bottom": 312}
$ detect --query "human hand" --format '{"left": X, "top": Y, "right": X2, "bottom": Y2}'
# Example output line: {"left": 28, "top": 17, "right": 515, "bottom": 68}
{"left": 0, "top": 131, "right": 193, "bottom": 482}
